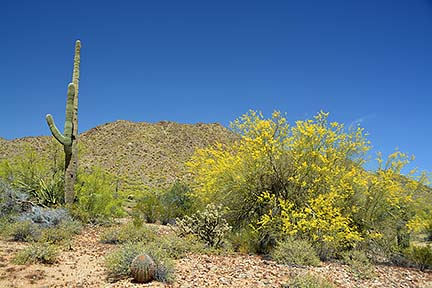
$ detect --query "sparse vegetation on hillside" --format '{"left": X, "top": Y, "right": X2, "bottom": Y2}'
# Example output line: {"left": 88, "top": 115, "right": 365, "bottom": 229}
{"left": 0, "top": 121, "right": 237, "bottom": 191}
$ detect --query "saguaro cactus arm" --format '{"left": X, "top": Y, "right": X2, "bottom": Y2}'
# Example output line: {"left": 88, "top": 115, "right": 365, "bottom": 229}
{"left": 45, "top": 82, "right": 75, "bottom": 146}
{"left": 46, "top": 114, "right": 68, "bottom": 145}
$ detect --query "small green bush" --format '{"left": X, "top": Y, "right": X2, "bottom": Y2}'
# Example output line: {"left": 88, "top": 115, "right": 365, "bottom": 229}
{"left": 74, "top": 167, "right": 125, "bottom": 224}
{"left": 145, "top": 233, "right": 205, "bottom": 259}
{"left": 159, "top": 182, "right": 193, "bottom": 224}
{"left": 13, "top": 242, "right": 58, "bottom": 264}
{"left": 342, "top": 250, "right": 375, "bottom": 279}
{"left": 282, "top": 272, "right": 336, "bottom": 288}
{"left": 60, "top": 219, "right": 83, "bottom": 235}
{"left": 270, "top": 238, "right": 320, "bottom": 267}
{"left": 228, "top": 227, "right": 261, "bottom": 254}
{"left": 105, "top": 241, "right": 175, "bottom": 283}
{"left": 404, "top": 244, "right": 432, "bottom": 271}
{"left": 39, "top": 227, "right": 71, "bottom": 244}
{"left": 100, "top": 223, "right": 156, "bottom": 244}
{"left": 3, "top": 221, "right": 40, "bottom": 242}
{"left": 133, "top": 190, "right": 163, "bottom": 224}
{"left": 176, "top": 203, "right": 231, "bottom": 248}
{"left": 38, "top": 220, "right": 81, "bottom": 245}
{"left": 426, "top": 220, "right": 432, "bottom": 242}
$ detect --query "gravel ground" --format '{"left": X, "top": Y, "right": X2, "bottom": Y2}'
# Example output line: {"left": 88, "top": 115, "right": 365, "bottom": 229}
{"left": 1, "top": 226, "right": 431, "bottom": 288}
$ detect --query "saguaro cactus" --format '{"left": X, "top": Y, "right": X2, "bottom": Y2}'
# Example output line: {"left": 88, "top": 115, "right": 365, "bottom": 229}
{"left": 46, "top": 40, "right": 81, "bottom": 204}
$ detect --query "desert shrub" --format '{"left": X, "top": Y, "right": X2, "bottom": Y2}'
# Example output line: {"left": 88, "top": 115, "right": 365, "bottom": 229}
{"left": 74, "top": 167, "right": 125, "bottom": 223}
{"left": 18, "top": 206, "right": 71, "bottom": 228}
{"left": 0, "top": 143, "right": 64, "bottom": 207}
{"left": 176, "top": 203, "right": 231, "bottom": 248}
{"left": 230, "top": 224, "right": 280, "bottom": 255}
{"left": 404, "top": 245, "right": 432, "bottom": 271}
{"left": 39, "top": 226, "right": 72, "bottom": 244}
{"left": 133, "top": 190, "right": 163, "bottom": 224}
{"left": 159, "top": 182, "right": 193, "bottom": 224}
{"left": 105, "top": 241, "right": 175, "bottom": 283}
{"left": 342, "top": 250, "right": 375, "bottom": 279}
{"left": 426, "top": 220, "right": 432, "bottom": 242}
{"left": 146, "top": 233, "right": 205, "bottom": 259}
{"left": 60, "top": 219, "right": 83, "bottom": 235}
{"left": 282, "top": 272, "right": 336, "bottom": 288}
{"left": 100, "top": 222, "right": 156, "bottom": 244}
{"left": 0, "top": 181, "right": 31, "bottom": 218}
{"left": 3, "top": 221, "right": 41, "bottom": 242}
{"left": 13, "top": 242, "right": 58, "bottom": 264}
{"left": 270, "top": 238, "right": 320, "bottom": 266}
{"left": 100, "top": 226, "right": 123, "bottom": 244}
{"left": 39, "top": 220, "right": 82, "bottom": 245}
{"left": 228, "top": 227, "right": 261, "bottom": 254}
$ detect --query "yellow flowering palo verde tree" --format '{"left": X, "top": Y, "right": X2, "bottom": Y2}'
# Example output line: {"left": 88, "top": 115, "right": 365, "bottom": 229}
{"left": 187, "top": 110, "right": 431, "bottom": 257}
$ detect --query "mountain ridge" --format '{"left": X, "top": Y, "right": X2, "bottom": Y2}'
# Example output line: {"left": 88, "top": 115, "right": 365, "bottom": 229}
{"left": 0, "top": 120, "right": 238, "bottom": 189}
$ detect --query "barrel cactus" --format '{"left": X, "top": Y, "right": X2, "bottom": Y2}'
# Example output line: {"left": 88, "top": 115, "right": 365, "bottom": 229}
{"left": 130, "top": 254, "right": 155, "bottom": 283}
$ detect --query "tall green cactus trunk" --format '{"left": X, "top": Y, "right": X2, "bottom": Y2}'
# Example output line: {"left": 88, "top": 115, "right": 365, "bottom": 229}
{"left": 46, "top": 40, "right": 81, "bottom": 205}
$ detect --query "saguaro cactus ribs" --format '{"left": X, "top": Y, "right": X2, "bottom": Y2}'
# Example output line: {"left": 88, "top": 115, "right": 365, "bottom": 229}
{"left": 46, "top": 40, "right": 81, "bottom": 204}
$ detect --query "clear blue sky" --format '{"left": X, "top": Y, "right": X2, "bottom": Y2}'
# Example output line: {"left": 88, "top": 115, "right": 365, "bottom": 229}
{"left": 1, "top": 0, "right": 431, "bottom": 173}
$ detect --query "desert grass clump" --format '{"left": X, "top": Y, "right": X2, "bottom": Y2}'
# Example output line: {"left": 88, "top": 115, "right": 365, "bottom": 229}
{"left": 3, "top": 221, "right": 40, "bottom": 242}
{"left": 39, "top": 219, "right": 82, "bottom": 244}
{"left": 13, "top": 242, "right": 58, "bottom": 264}
{"left": 105, "top": 241, "right": 175, "bottom": 283}
{"left": 100, "top": 222, "right": 156, "bottom": 244}
{"left": 143, "top": 233, "right": 205, "bottom": 259}
{"left": 270, "top": 238, "right": 321, "bottom": 267}
{"left": 282, "top": 272, "right": 336, "bottom": 288}
{"left": 342, "top": 250, "right": 375, "bottom": 279}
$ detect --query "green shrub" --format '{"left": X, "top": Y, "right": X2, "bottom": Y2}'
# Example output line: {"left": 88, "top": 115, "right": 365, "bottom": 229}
{"left": 133, "top": 190, "right": 163, "bottom": 224}
{"left": 3, "top": 221, "right": 40, "bottom": 242}
{"left": 145, "top": 233, "right": 205, "bottom": 259}
{"left": 404, "top": 245, "right": 432, "bottom": 271}
{"left": 100, "top": 226, "right": 122, "bottom": 244}
{"left": 105, "top": 241, "right": 175, "bottom": 283}
{"left": 159, "top": 182, "right": 193, "bottom": 224}
{"left": 74, "top": 167, "right": 125, "bottom": 224}
{"left": 176, "top": 203, "right": 231, "bottom": 248}
{"left": 13, "top": 242, "right": 58, "bottom": 264}
{"left": 60, "top": 219, "right": 83, "bottom": 235}
{"left": 39, "top": 220, "right": 81, "bottom": 245}
{"left": 228, "top": 227, "right": 262, "bottom": 254}
{"left": 282, "top": 272, "right": 336, "bottom": 288}
{"left": 0, "top": 143, "right": 65, "bottom": 207}
{"left": 100, "top": 222, "right": 157, "bottom": 244}
{"left": 270, "top": 238, "right": 320, "bottom": 266}
{"left": 39, "top": 227, "right": 71, "bottom": 244}
{"left": 426, "top": 220, "right": 432, "bottom": 242}
{"left": 342, "top": 250, "right": 375, "bottom": 279}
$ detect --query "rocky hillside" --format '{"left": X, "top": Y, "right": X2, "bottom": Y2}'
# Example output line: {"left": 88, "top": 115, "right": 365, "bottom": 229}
{"left": 0, "top": 120, "right": 238, "bottom": 189}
